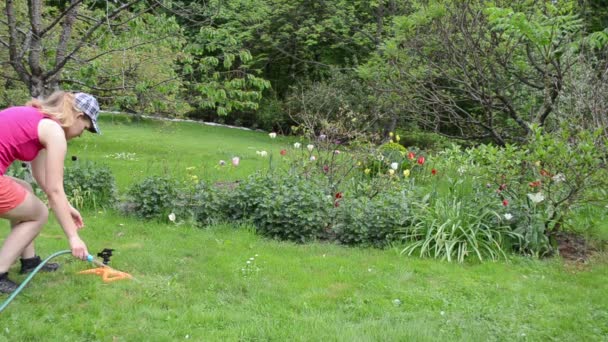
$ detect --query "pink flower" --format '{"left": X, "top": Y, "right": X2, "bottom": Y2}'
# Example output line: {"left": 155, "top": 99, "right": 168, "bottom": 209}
{"left": 408, "top": 152, "right": 415, "bottom": 160}
{"left": 231, "top": 157, "right": 240, "bottom": 167}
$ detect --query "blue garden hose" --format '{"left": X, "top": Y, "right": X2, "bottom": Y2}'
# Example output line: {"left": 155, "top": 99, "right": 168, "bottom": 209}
{"left": 0, "top": 250, "right": 93, "bottom": 313}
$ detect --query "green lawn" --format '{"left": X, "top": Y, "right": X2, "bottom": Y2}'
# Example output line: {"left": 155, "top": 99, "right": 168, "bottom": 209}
{"left": 1, "top": 115, "right": 607, "bottom": 341}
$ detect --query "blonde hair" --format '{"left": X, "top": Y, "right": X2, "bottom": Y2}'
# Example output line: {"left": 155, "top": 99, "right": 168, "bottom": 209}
{"left": 26, "top": 91, "right": 80, "bottom": 127}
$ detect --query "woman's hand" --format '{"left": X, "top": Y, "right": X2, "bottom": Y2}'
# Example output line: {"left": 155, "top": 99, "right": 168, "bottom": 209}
{"left": 69, "top": 235, "right": 89, "bottom": 260}
{"left": 69, "top": 205, "right": 84, "bottom": 229}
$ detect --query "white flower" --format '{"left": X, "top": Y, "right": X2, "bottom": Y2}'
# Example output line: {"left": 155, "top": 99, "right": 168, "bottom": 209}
{"left": 319, "top": 134, "right": 327, "bottom": 140}
{"left": 504, "top": 213, "right": 513, "bottom": 221}
{"left": 294, "top": 142, "right": 301, "bottom": 149}
{"left": 256, "top": 151, "right": 268, "bottom": 157}
{"left": 552, "top": 173, "right": 566, "bottom": 183}
{"left": 310, "top": 155, "right": 316, "bottom": 161}
{"left": 268, "top": 132, "right": 277, "bottom": 139}
{"left": 334, "top": 150, "right": 340, "bottom": 154}
{"left": 390, "top": 162, "right": 399, "bottom": 170}
{"left": 246, "top": 260, "right": 251, "bottom": 264}
{"left": 231, "top": 157, "right": 240, "bottom": 166}
{"left": 392, "top": 299, "right": 402, "bottom": 306}
{"left": 219, "top": 160, "right": 226, "bottom": 166}
{"left": 307, "top": 144, "right": 314, "bottom": 152}
{"left": 527, "top": 192, "right": 545, "bottom": 203}
{"left": 168, "top": 213, "right": 176, "bottom": 222}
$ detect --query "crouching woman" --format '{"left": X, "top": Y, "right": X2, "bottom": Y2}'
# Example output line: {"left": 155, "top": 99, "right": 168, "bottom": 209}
{"left": 0, "top": 91, "right": 101, "bottom": 293}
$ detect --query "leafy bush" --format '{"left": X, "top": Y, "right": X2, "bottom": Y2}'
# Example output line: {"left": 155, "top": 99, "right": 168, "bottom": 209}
{"left": 63, "top": 160, "right": 116, "bottom": 209}
{"left": 465, "top": 125, "right": 608, "bottom": 256}
{"left": 252, "top": 175, "right": 333, "bottom": 243}
{"left": 333, "top": 190, "right": 411, "bottom": 248}
{"left": 122, "top": 176, "right": 179, "bottom": 220}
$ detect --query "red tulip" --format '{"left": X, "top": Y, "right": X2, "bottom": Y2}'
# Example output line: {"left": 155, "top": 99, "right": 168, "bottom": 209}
{"left": 431, "top": 168, "right": 437, "bottom": 175}
{"left": 408, "top": 152, "right": 415, "bottom": 160}
{"left": 417, "top": 156, "right": 425, "bottom": 165}
{"left": 502, "top": 199, "right": 509, "bottom": 206}
{"left": 280, "top": 149, "right": 287, "bottom": 156}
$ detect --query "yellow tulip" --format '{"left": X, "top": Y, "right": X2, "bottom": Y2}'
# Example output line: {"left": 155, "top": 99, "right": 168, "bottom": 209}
{"left": 403, "top": 169, "right": 411, "bottom": 177}
{"left": 364, "top": 168, "right": 371, "bottom": 174}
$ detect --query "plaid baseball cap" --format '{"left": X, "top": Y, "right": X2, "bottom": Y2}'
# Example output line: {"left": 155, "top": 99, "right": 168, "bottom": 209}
{"left": 74, "top": 92, "right": 100, "bottom": 134}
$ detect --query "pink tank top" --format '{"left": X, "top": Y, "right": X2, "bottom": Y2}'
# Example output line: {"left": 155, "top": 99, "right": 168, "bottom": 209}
{"left": 0, "top": 106, "right": 51, "bottom": 175}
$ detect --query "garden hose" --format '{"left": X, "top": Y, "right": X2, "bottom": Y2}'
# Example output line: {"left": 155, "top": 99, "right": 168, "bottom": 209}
{"left": 0, "top": 250, "right": 90, "bottom": 313}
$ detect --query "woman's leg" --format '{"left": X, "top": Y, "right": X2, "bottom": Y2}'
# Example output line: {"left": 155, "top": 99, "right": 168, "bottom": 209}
{"left": 6, "top": 177, "right": 39, "bottom": 259}
{"left": 0, "top": 188, "right": 48, "bottom": 273}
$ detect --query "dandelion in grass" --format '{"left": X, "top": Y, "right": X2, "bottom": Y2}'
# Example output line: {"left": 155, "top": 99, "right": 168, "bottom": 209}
{"left": 307, "top": 144, "right": 314, "bottom": 152}
{"left": 269, "top": 132, "right": 277, "bottom": 139}
{"left": 241, "top": 255, "right": 260, "bottom": 278}
{"left": 527, "top": 192, "right": 545, "bottom": 203}
{"left": 293, "top": 142, "right": 301, "bottom": 149}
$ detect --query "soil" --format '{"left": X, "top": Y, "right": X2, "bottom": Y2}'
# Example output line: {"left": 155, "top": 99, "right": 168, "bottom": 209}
{"left": 552, "top": 231, "right": 595, "bottom": 262}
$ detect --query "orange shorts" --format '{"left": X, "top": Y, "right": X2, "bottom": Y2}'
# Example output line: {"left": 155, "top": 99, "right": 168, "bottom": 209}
{"left": 0, "top": 175, "right": 27, "bottom": 215}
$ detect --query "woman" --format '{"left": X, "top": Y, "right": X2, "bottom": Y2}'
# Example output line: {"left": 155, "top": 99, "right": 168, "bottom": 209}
{"left": 0, "top": 91, "right": 100, "bottom": 293}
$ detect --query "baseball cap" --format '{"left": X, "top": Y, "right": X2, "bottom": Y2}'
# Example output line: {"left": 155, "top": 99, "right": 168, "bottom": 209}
{"left": 74, "top": 92, "right": 101, "bottom": 134}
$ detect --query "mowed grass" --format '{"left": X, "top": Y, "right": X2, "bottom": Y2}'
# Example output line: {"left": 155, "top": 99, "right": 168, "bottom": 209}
{"left": 70, "top": 114, "right": 296, "bottom": 191}
{"left": 1, "top": 114, "right": 607, "bottom": 340}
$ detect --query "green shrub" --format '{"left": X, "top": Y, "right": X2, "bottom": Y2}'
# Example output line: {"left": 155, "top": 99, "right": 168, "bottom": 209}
{"left": 252, "top": 175, "right": 332, "bottom": 243}
{"left": 122, "top": 176, "right": 179, "bottom": 220}
{"left": 333, "top": 190, "right": 411, "bottom": 247}
{"left": 63, "top": 160, "right": 116, "bottom": 209}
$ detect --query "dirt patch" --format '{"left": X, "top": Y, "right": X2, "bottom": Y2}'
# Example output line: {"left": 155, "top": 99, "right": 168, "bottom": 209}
{"left": 552, "top": 231, "right": 595, "bottom": 262}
